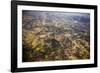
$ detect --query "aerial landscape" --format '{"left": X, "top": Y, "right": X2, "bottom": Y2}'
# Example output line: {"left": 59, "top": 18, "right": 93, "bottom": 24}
{"left": 22, "top": 10, "right": 90, "bottom": 62}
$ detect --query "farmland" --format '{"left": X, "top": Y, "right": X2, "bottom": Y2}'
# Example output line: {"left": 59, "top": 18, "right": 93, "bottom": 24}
{"left": 22, "top": 10, "right": 90, "bottom": 62}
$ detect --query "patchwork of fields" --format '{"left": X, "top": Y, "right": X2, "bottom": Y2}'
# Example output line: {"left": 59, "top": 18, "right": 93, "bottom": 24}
{"left": 22, "top": 10, "right": 90, "bottom": 62}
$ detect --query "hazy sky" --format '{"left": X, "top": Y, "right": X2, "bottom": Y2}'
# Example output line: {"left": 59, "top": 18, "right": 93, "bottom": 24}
{"left": 22, "top": 10, "right": 90, "bottom": 18}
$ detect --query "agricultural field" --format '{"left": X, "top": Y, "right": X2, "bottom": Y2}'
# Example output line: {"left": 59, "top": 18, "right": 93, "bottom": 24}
{"left": 22, "top": 10, "right": 90, "bottom": 62}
